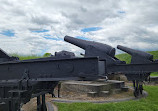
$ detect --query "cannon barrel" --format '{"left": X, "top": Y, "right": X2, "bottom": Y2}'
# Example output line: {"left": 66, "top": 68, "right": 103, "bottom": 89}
{"left": 117, "top": 45, "right": 153, "bottom": 60}
{"left": 64, "top": 35, "right": 115, "bottom": 57}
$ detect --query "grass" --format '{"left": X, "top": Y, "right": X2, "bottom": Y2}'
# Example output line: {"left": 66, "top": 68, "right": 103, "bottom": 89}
{"left": 115, "top": 50, "right": 158, "bottom": 77}
{"left": 11, "top": 54, "right": 43, "bottom": 60}
{"left": 115, "top": 53, "right": 131, "bottom": 64}
{"left": 55, "top": 85, "right": 158, "bottom": 111}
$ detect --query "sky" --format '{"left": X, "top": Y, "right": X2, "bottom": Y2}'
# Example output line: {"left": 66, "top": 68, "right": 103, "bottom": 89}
{"left": 0, "top": 0, "right": 158, "bottom": 56}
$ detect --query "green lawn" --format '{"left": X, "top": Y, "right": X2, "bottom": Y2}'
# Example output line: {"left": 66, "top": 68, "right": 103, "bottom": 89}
{"left": 55, "top": 85, "right": 158, "bottom": 111}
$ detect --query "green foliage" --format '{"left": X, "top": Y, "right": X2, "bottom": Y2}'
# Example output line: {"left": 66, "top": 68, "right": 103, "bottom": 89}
{"left": 55, "top": 85, "right": 158, "bottom": 111}
{"left": 43, "top": 53, "right": 52, "bottom": 57}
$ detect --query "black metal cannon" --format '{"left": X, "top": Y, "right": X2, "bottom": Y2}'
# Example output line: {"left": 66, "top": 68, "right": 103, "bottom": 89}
{"left": 0, "top": 35, "right": 158, "bottom": 111}
{"left": 65, "top": 36, "right": 158, "bottom": 97}
{"left": 117, "top": 45, "right": 153, "bottom": 96}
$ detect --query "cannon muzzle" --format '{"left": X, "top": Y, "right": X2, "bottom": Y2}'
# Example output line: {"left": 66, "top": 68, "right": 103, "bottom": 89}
{"left": 117, "top": 45, "right": 153, "bottom": 60}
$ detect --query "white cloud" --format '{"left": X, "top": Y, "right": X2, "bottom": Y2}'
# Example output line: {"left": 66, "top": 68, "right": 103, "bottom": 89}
{"left": 0, "top": 0, "right": 158, "bottom": 56}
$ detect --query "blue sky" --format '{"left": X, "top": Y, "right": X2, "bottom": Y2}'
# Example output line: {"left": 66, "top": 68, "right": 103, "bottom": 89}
{"left": 81, "top": 27, "right": 102, "bottom": 32}
{"left": 0, "top": 30, "right": 15, "bottom": 37}
{"left": 43, "top": 37, "right": 62, "bottom": 40}
{"left": 0, "top": 0, "right": 158, "bottom": 55}
{"left": 75, "top": 36, "right": 90, "bottom": 40}
{"left": 32, "top": 29, "right": 49, "bottom": 33}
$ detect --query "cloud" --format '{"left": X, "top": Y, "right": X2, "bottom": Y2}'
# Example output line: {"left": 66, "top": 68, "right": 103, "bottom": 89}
{"left": 0, "top": 0, "right": 158, "bottom": 56}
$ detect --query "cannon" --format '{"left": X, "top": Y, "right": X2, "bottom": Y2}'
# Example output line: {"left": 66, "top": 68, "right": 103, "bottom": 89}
{"left": 64, "top": 36, "right": 116, "bottom": 58}
{"left": 64, "top": 36, "right": 125, "bottom": 67}
{"left": 117, "top": 45, "right": 153, "bottom": 96}
{"left": 0, "top": 35, "right": 158, "bottom": 111}
{"left": 117, "top": 45, "right": 153, "bottom": 62}
{"left": 65, "top": 36, "right": 158, "bottom": 97}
